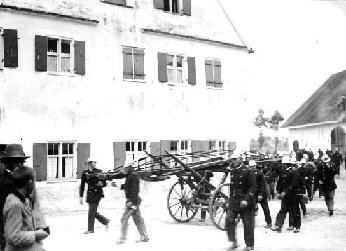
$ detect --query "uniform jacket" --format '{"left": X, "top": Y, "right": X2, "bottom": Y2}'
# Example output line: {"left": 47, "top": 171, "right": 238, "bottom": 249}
{"left": 331, "top": 152, "right": 343, "bottom": 166}
{"left": 228, "top": 165, "right": 256, "bottom": 209}
{"left": 284, "top": 169, "right": 306, "bottom": 197}
{"left": 124, "top": 172, "right": 141, "bottom": 205}
{"left": 79, "top": 168, "right": 105, "bottom": 204}
{"left": 3, "top": 193, "right": 44, "bottom": 251}
{"left": 254, "top": 169, "right": 266, "bottom": 197}
{"left": 317, "top": 164, "right": 337, "bottom": 191}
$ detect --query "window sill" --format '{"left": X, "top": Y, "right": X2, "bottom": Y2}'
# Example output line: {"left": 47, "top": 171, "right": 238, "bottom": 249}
{"left": 46, "top": 71, "right": 79, "bottom": 77}
{"left": 46, "top": 178, "right": 78, "bottom": 184}
{"left": 158, "top": 9, "right": 189, "bottom": 16}
{"left": 100, "top": 1, "right": 134, "bottom": 8}
{"left": 206, "top": 86, "right": 224, "bottom": 90}
{"left": 123, "top": 78, "right": 146, "bottom": 83}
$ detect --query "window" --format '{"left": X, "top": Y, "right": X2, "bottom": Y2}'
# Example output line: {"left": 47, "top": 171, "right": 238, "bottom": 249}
{"left": 170, "top": 141, "right": 178, "bottom": 151}
{"left": 219, "top": 141, "right": 226, "bottom": 151}
{"left": 0, "top": 29, "right": 3, "bottom": 70}
{"left": 205, "top": 60, "right": 222, "bottom": 88}
{"left": 47, "top": 38, "right": 72, "bottom": 73}
{"left": 47, "top": 142, "right": 76, "bottom": 180}
{"left": 163, "top": 0, "right": 180, "bottom": 13}
{"left": 209, "top": 141, "right": 216, "bottom": 150}
{"left": 125, "top": 141, "right": 149, "bottom": 164}
{"left": 123, "top": 47, "right": 145, "bottom": 80}
{"left": 167, "top": 54, "right": 184, "bottom": 83}
{"left": 154, "top": 0, "right": 191, "bottom": 15}
{"left": 181, "top": 140, "right": 188, "bottom": 151}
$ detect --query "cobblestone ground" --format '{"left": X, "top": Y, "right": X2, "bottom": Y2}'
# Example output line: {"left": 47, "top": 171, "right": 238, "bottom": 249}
{"left": 39, "top": 167, "right": 346, "bottom": 251}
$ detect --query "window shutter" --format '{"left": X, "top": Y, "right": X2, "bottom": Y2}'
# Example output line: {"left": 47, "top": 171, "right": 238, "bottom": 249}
{"left": 153, "top": 0, "right": 164, "bottom": 9}
{"left": 191, "top": 140, "right": 202, "bottom": 161}
{"left": 214, "top": 60, "right": 222, "bottom": 87}
{"left": 33, "top": 143, "right": 48, "bottom": 181}
{"left": 150, "top": 142, "right": 161, "bottom": 169}
{"left": 134, "top": 49, "right": 144, "bottom": 80}
{"left": 187, "top": 57, "right": 196, "bottom": 85}
{"left": 113, "top": 142, "right": 126, "bottom": 169}
{"left": 158, "top": 52, "right": 168, "bottom": 82}
{"left": 182, "top": 0, "right": 191, "bottom": 16}
{"left": 205, "top": 60, "right": 213, "bottom": 86}
{"left": 74, "top": 41, "right": 85, "bottom": 75}
{"left": 102, "top": 0, "right": 125, "bottom": 5}
{"left": 123, "top": 47, "right": 133, "bottom": 79}
{"left": 228, "top": 141, "right": 237, "bottom": 151}
{"left": 35, "top": 35, "right": 47, "bottom": 72}
{"left": 77, "top": 143, "right": 90, "bottom": 179}
{"left": 4, "top": 29, "right": 18, "bottom": 67}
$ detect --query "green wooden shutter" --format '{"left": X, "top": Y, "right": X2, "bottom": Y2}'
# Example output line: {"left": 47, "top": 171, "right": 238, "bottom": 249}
{"left": 74, "top": 41, "right": 85, "bottom": 75}
{"left": 158, "top": 52, "right": 168, "bottom": 82}
{"left": 205, "top": 60, "right": 213, "bottom": 86}
{"left": 77, "top": 143, "right": 90, "bottom": 178}
{"left": 35, "top": 35, "right": 47, "bottom": 72}
{"left": 113, "top": 142, "right": 126, "bottom": 169}
{"left": 228, "top": 142, "right": 237, "bottom": 151}
{"left": 183, "top": 0, "right": 191, "bottom": 16}
{"left": 214, "top": 60, "right": 222, "bottom": 87}
{"left": 153, "top": 0, "right": 164, "bottom": 9}
{"left": 191, "top": 140, "right": 201, "bottom": 161}
{"left": 4, "top": 29, "right": 18, "bottom": 67}
{"left": 33, "top": 143, "right": 47, "bottom": 181}
{"left": 123, "top": 47, "right": 133, "bottom": 79}
{"left": 187, "top": 57, "right": 196, "bottom": 85}
{"left": 150, "top": 142, "right": 161, "bottom": 169}
{"left": 102, "top": 0, "right": 125, "bottom": 5}
{"left": 134, "top": 49, "right": 144, "bottom": 80}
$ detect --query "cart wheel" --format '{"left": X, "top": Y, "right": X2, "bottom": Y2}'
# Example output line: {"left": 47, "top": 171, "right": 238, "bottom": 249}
{"left": 167, "top": 180, "right": 198, "bottom": 223}
{"left": 209, "top": 183, "right": 230, "bottom": 231}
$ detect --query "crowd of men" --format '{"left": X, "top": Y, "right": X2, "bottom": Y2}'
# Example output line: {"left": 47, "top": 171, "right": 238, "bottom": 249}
{"left": 225, "top": 148, "right": 342, "bottom": 251}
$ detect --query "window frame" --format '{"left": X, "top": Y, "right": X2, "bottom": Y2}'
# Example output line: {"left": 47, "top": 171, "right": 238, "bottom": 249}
{"left": 47, "top": 141, "right": 77, "bottom": 180}
{"left": 163, "top": 0, "right": 184, "bottom": 14}
{"left": 166, "top": 53, "right": 186, "bottom": 85}
{"left": 122, "top": 46, "right": 145, "bottom": 82}
{"left": 46, "top": 36, "right": 74, "bottom": 74}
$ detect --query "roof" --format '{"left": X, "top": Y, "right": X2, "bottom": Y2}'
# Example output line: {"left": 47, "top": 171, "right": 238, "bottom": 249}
{"left": 282, "top": 70, "right": 346, "bottom": 128}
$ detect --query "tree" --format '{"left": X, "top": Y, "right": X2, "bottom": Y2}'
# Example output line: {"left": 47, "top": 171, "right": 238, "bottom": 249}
{"left": 268, "top": 111, "right": 284, "bottom": 153}
{"left": 254, "top": 109, "right": 268, "bottom": 151}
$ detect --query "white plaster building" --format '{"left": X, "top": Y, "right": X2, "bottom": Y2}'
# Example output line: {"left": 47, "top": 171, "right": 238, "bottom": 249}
{"left": 283, "top": 70, "right": 346, "bottom": 156}
{"left": 0, "top": 0, "right": 252, "bottom": 181}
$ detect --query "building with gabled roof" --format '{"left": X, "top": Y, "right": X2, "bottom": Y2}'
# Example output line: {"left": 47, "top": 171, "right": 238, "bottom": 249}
{"left": 283, "top": 70, "right": 346, "bottom": 155}
{"left": 0, "top": 0, "right": 252, "bottom": 181}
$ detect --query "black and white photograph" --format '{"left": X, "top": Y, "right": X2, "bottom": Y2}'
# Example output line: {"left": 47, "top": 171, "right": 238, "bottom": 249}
{"left": 1, "top": 0, "right": 346, "bottom": 250}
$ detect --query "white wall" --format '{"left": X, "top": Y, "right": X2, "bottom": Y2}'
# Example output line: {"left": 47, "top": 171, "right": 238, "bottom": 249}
{"left": 0, "top": 0, "right": 252, "bottom": 169}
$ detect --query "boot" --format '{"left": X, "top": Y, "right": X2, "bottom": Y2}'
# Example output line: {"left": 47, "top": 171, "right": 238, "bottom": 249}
{"left": 293, "top": 228, "right": 300, "bottom": 233}
{"left": 329, "top": 210, "right": 333, "bottom": 216}
{"left": 271, "top": 225, "right": 282, "bottom": 232}
{"left": 228, "top": 241, "right": 238, "bottom": 250}
{"left": 264, "top": 223, "right": 272, "bottom": 228}
{"left": 287, "top": 226, "right": 294, "bottom": 231}
{"left": 243, "top": 247, "right": 254, "bottom": 251}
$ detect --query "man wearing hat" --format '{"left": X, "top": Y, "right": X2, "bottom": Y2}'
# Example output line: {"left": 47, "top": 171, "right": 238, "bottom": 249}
{"left": 117, "top": 164, "right": 149, "bottom": 244}
{"left": 0, "top": 144, "right": 47, "bottom": 251}
{"left": 225, "top": 157, "right": 256, "bottom": 251}
{"left": 79, "top": 157, "right": 110, "bottom": 234}
{"left": 248, "top": 160, "right": 272, "bottom": 228}
{"left": 317, "top": 155, "right": 338, "bottom": 216}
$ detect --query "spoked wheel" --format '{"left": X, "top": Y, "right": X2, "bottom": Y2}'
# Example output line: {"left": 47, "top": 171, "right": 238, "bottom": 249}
{"left": 209, "top": 183, "right": 230, "bottom": 231}
{"left": 167, "top": 180, "right": 198, "bottom": 222}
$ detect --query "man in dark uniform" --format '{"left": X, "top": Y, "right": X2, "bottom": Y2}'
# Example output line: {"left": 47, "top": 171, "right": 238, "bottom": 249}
{"left": 225, "top": 156, "right": 256, "bottom": 251}
{"left": 0, "top": 144, "right": 47, "bottom": 251}
{"left": 272, "top": 160, "right": 305, "bottom": 233}
{"left": 117, "top": 165, "right": 149, "bottom": 244}
{"left": 79, "top": 158, "right": 109, "bottom": 234}
{"left": 317, "top": 155, "right": 338, "bottom": 216}
{"left": 331, "top": 148, "right": 343, "bottom": 176}
{"left": 250, "top": 160, "right": 272, "bottom": 228}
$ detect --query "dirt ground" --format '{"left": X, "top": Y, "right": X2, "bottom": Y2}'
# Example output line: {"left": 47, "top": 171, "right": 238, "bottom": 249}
{"left": 38, "top": 167, "right": 346, "bottom": 251}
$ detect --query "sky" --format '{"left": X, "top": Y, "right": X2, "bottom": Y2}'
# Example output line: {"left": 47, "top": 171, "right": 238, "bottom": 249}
{"left": 220, "top": 0, "right": 346, "bottom": 136}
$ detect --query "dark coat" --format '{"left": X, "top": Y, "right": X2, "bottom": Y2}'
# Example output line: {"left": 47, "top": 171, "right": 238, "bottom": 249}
{"left": 317, "top": 163, "right": 337, "bottom": 191}
{"left": 228, "top": 165, "right": 256, "bottom": 209}
{"left": 254, "top": 169, "right": 266, "bottom": 197}
{"left": 124, "top": 172, "right": 141, "bottom": 205}
{"left": 79, "top": 168, "right": 105, "bottom": 204}
{"left": 331, "top": 152, "right": 343, "bottom": 166}
{"left": 284, "top": 169, "right": 306, "bottom": 197}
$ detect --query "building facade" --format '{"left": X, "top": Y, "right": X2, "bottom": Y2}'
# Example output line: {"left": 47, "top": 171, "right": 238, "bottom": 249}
{"left": 0, "top": 0, "right": 252, "bottom": 181}
{"left": 283, "top": 70, "right": 346, "bottom": 156}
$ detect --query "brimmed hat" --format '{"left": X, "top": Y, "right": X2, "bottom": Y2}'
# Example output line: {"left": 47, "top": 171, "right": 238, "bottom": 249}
{"left": 0, "top": 144, "right": 30, "bottom": 159}
{"left": 248, "top": 160, "right": 257, "bottom": 167}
